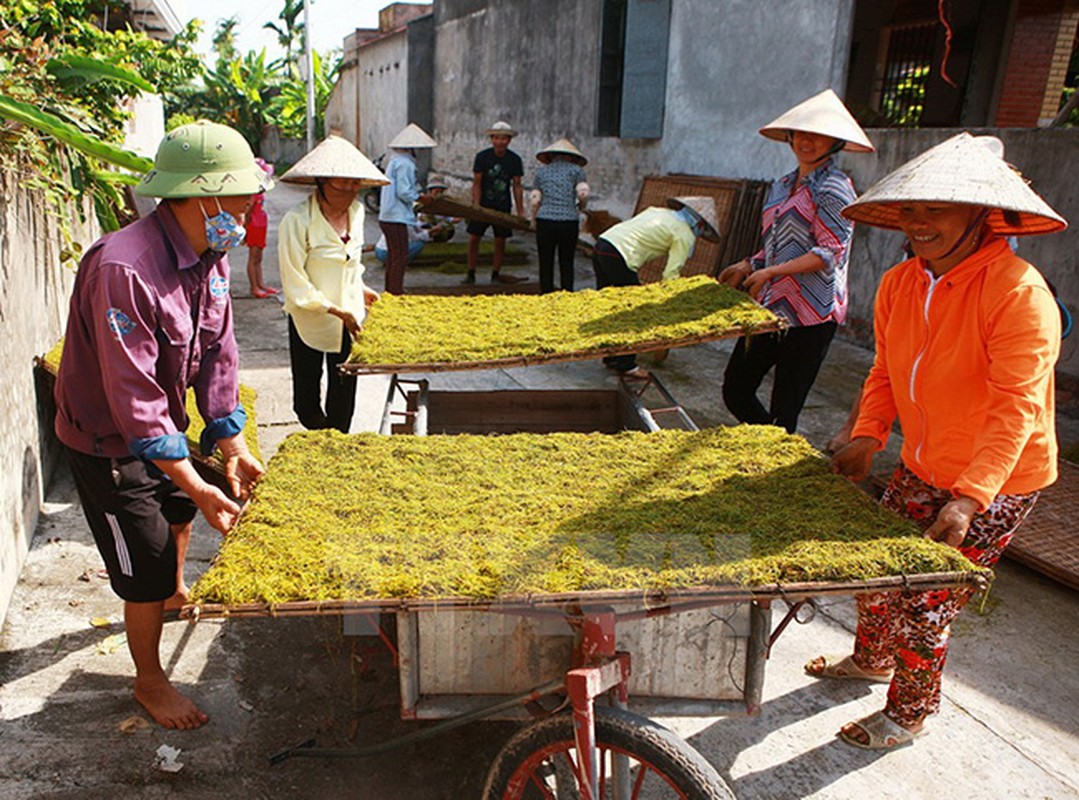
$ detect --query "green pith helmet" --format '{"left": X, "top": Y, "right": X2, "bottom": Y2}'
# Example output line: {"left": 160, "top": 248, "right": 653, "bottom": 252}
{"left": 135, "top": 120, "right": 273, "bottom": 199}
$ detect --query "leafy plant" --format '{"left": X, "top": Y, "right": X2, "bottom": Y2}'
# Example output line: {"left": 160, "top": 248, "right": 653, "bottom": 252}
{"left": 267, "top": 48, "right": 338, "bottom": 140}
{"left": 0, "top": 0, "right": 201, "bottom": 244}
{"left": 263, "top": 0, "right": 305, "bottom": 79}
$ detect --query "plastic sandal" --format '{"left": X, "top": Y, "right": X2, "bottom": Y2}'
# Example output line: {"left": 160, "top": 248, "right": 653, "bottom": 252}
{"left": 838, "top": 711, "right": 924, "bottom": 750}
{"left": 805, "top": 653, "right": 893, "bottom": 683}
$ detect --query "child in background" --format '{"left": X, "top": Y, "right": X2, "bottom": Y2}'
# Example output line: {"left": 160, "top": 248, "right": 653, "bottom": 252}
{"left": 246, "top": 157, "right": 277, "bottom": 298}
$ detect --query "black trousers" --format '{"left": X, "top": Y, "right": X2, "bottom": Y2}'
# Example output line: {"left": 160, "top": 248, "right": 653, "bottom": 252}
{"left": 288, "top": 317, "right": 357, "bottom": 433}
{"left": 722, "top": 321, "right": 838, "bottom": 434}
{"left": 592, "top": 238, "right": 641, "bottom": 372}
{"left": 536, "top": 218, "right": 579, "bottom": 293}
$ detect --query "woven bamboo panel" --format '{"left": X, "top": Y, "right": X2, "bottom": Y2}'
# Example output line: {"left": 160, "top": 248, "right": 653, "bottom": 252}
{"left": 1005, "top": 459, "right": 1079, "bottom": 590}
{"left": 631, "top": 174, "right": 766, "bottom": 283}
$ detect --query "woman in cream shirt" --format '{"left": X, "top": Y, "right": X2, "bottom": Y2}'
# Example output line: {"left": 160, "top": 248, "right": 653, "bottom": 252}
{"left": 278, "top": 136, "right": 388, "bottom": 432}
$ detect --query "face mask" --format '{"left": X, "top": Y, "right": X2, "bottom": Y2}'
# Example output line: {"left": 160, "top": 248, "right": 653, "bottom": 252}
{"left": 201, "top": 199, "right": 246, "bottom": 252}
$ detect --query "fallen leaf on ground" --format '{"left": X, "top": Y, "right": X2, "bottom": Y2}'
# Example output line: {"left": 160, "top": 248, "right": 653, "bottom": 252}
{"left": 95, "top": 633, "right": 127, "bottom": 655}
{"left": 119, "top": 716, "right": 150, "bottom": 734}
{"left": 89, "top": 617, "right": 111, "bottom": 628}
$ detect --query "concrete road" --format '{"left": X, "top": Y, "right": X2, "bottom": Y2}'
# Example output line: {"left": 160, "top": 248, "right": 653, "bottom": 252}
{"left": 1, "top": 182, "right": 1076, "bottom": 799}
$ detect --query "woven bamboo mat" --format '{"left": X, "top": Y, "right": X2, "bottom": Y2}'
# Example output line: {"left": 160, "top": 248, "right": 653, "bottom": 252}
{"left": 1005, "top": 459, "right": 1079, "bottom": 590}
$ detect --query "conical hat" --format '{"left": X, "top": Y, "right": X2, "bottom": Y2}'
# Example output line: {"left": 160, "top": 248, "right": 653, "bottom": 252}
{"left": 537, "top": 138, "right": 587, "bottom": 165}
{"left": 759, "top": 89, "right": 874, "bottom": 153}
{"left": 842, "top": 133, "right": 1067, "bottom": 236}
{"left": 280, "top": 136, "right": 388, "bottom": 186}
{"left": 388, "top": 123, "right": 437, "bottom": 150}
{"left": 666, "top": 196, "right": 721, "bottom": 242}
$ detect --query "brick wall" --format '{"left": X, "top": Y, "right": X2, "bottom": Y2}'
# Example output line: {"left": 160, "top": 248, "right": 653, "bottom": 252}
{"left": 1041, "top": 2, "right": 1079, "bottom": 121}
{"left": 995, "top": 0, "right": 1079, "bottom": 126}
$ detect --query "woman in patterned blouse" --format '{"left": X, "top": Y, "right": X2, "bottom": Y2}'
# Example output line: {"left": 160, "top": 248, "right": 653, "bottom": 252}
{"left": 718, "top": 89, "right": 874, "bottom": 433}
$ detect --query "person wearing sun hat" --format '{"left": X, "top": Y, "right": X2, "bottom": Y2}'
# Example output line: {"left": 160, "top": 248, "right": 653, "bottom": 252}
{"left": 592, "top": 195, "right": 721, "bottom": 374}
{"left": 54, "top": 120, "right": 271, "bottom": 731}
{"left": 531, "top": 138, "right": 589, "bottom": 293}
{"left": 813, "top": 132, "right": 1067, "bottom": 751}
{"left": 718, "top": 88, "right": 874, "bottom": 434}
{"left": 464, "top": 120, "right": 528, "bottom": 284}
{"left": 378, "top": 123, "right": 437, "bottom": 294}
{"left": 373, "top": 173, "right": 455, "bottom": 264}
{"left": 279, "top": 135, "right": 388, "bottom": 433}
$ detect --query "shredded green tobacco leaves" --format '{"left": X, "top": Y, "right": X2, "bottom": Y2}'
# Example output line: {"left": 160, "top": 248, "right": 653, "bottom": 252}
{"left": 349, "top": 276, "right": 779, "bottom": 366}
{"left": 191, "top": 426, "right": 980, "bottom": 605}
{"left": 42, "top": 339, "right": 261, "bottom": 464}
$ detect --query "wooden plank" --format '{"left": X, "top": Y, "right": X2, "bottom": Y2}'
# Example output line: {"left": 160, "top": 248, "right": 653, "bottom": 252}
{"left": 416, "top": 193, "right": 534, "bottom": 233}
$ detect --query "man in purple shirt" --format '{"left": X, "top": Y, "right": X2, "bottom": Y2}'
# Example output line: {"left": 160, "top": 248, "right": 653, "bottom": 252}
{"left": 55, "top": 121, "right": 271, "bottom": 730}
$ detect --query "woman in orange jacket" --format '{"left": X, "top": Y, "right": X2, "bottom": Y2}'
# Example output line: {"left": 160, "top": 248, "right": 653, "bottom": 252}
{"left": 815, "top": 133, "right": 1067, "bottom": 749}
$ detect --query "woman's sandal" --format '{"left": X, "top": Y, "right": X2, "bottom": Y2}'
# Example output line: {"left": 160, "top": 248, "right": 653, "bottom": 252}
{"left": 805, "top": 653, "right": 893, "bottom": 683}
{"left": 838, "top": 711, "right": 924, "bottom": 750}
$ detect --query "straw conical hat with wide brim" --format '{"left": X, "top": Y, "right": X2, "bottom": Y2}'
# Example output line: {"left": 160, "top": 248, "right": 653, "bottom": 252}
{"left": 666, "top": 196, "right": 721, "bottom": 242}
{"left": 387, "top": 123, "right": 437, "bottom": 150}
{"left": 537, "top": 138, "right": 587, "bottom": 166}
{"left": 280, "top": 136, "right": 388, "bottom": 186}
{"left": 842, "top": 132, "right": 1067, "bottom": 236}
{"left": 759, "top": 89, "right": 874, "bottom": 153}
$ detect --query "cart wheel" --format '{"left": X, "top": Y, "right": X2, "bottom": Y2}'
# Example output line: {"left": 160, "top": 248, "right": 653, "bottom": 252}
{"left": 482, "top": 706, "right": 734, "bottom": 799}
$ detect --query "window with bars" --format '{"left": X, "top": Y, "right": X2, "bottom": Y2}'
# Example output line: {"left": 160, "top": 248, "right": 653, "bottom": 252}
{"left": 877, "top": 22, "right": 936, "bottom": 126}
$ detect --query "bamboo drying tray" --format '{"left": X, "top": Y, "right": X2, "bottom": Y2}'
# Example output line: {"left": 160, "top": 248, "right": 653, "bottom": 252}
{"left": 187, "top": 426, "right": 985, "bottom": 617}
{"left": 345, "top": 275, "right": 782, "bottom": 373}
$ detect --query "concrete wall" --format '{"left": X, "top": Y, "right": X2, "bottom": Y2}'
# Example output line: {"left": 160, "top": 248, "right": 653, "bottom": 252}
{"left": 358, "top": 32, "right": 412, "bottom": 159}
{"left": 663, "top": 0, "right": 854, "bottom": 181}
{"left": 431, "top": 0, "right": 666, "bottom": 217}
{"left": 840, "top": 128, "right": 1079, "bottom": 408}
{"left": 0, "top": 171, "right": 92, "bottom": 624}
{"left": 432, "top": 0, "right": 857, "bottom": 219}
{"left": 325, "top": 60, "right": 360, "bottom": 145}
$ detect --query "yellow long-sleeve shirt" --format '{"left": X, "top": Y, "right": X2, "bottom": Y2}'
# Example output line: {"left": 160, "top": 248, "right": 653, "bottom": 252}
{"left": 599, "top": 207, "right": 695, "bottom": 281}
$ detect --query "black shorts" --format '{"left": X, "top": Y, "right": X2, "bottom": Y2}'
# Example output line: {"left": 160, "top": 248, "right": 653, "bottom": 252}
{"left": 66, "top": 448, "right": 197, "bottom": 602}
{"left": 466, "top": 220, "right": 513, "bottom": 239}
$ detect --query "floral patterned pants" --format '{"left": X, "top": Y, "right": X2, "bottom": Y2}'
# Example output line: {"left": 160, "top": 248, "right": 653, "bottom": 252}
{"left": 852, "top": 464, "right": 1038, "bottom": 726}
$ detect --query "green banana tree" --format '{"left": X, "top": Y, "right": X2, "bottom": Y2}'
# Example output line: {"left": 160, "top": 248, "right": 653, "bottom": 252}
{"left": 269, "top": 49, "right": 340, "bottom": 141}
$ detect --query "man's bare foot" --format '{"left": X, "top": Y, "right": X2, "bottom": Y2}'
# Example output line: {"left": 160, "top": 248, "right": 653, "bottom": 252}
{"left": 134, "top": 674, "right": 209, "bottom": 730}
